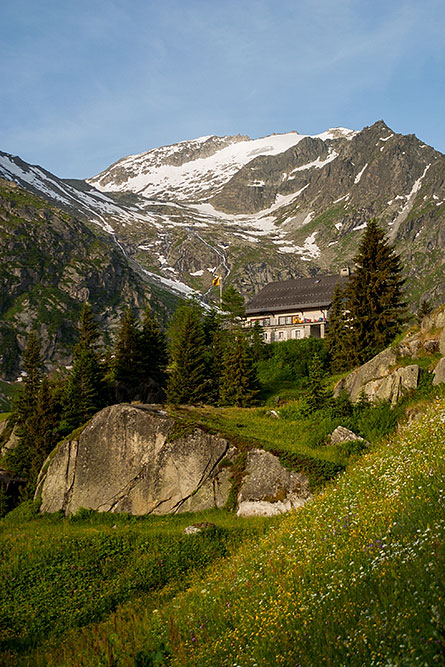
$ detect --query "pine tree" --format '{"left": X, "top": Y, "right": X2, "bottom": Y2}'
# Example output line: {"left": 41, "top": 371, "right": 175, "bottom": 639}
{"left": 203, "top": 308, "right": 224, "bottom": 404}
{"left": 7, "top": 332, "right": 43, "bottom": 483}
{"left": 325, "top": 284, "right": 354, "bottom": 372}
{"left": 417, "top": 299, "right": 433, "bottom": 324}
{"left": 166, "top": 300, "right": 210, "bottom": 405}
{"left": 15, "top": 332, "right": 42, "bottom": 426}
{"left": 248, "top": 321, "right": 267, "bottom": 363}
{"left": 306, "top": 352, "right": 332, "bottom": 413}
{"left": 28, "top": 376, "right": 61, "bottom": 481}
{"left": 221, "top": 285, "right": 246, "bottom": 327}
{"left": 138, "top": 306, "right": 168, "bottom": 385}
{"left": 219, "top": 330, "right": 259, "bottom": 407}
{"left": 111, "top": 309, "right": 140, "bottom": 401}
{"left": 135, "top": 306, "right": 168, "bottom": 401}
{"left": 61, "top": 304, "right": 106, "bottom": 433}
{"left": 346, "top": 219, "right": 406, "bottom": 365}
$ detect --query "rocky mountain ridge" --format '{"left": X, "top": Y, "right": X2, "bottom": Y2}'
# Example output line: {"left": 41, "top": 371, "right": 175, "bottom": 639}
{"left": 1, "top": 120, "right": 444, "bottom": 314}
{"left": 0, "top": 179, "right": 181, "bottom": 380}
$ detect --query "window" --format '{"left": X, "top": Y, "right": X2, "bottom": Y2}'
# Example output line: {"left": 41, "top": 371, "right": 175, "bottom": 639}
{"left": 278, "top": 331, "right": 285, "bottom": 340}
{"left": 293, "top": 329, "right": 302, "bottom": 339}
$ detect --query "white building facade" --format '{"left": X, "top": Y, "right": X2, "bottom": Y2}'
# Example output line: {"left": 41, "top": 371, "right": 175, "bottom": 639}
{"left": 244, "top": 272, "right": 350, "bottom": 343}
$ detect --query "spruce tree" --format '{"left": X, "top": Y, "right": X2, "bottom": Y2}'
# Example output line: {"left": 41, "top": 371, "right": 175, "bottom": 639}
{"left": 7, "top": 332, "right": 43, "bottom": 483}
{"left": 346, "top": 219, "right": 406, "bottom": 365}
{"left": 61, "top": 304, "right": 106, "bottom": 433}
{"left": 111, "top": 309, "right": 140, "bottom": 401}
{"left": 221, "top": 285, "right": 246, "bottom": 327}
{"left": 134, "top": 306, "right": 168, "bottom": 402}
{"left": 203, "top": 308, "right": 224, "bottom": 405}
{"left": 325, "top": 284, "right": 354, "bottom": 372}
{"left": 15, "top": 332, "right": 42, "bottom": 426}
{"left": 306, "top": 352, "right": 332, "bottom": 413}
{"left": 138, "top": 306, "right": 168, "bottom": 387}
{"left": 219, "top": 330, "right": 259, "bottom": 407}
{"left": 166, "top": 300, "right": 210, "bottom": 405}
{"left": 248, "top": 321, "right": 267, "bottom": 363}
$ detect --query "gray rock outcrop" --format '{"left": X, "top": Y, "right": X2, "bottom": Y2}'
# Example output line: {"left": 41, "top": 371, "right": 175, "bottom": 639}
{"left": 236, "top": 449, "right": 311, "bottom": 517}
{"left": 334, "top": 348, "right": 398, "bottom": 402}
{"left": 36, "top": 404, "right": 310, "bottom": 517}
{"left": 0, "top": 425, "right": 19, "bottom": 457}
{"left": 329, "top": 426, "right": 368, "bottom": 446}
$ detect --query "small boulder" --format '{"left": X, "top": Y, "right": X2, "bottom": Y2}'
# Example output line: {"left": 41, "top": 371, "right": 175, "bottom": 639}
{"left": 0, "top": 425, "right": 19, "bottom": 458}
{"left": 423, "top": 339, "right": 439, "bottom": 354}
{"left": 433, "top": 358, "right": 445, "bottom": 386}
{"left": 236, "top": 449, "right": 310, "bottom": 517}
{"left": 184, "top": 522, "right": 216, "bottom": 535}
{"left": 330, "top": 426, "right": 368, "bottom": 446}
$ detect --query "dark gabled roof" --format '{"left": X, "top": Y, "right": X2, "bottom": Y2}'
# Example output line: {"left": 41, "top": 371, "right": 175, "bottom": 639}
{"left": 245, "top": 274, "right": 349, "bottom": 315}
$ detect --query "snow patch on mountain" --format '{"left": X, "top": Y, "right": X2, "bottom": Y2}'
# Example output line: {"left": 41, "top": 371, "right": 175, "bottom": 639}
{"left": 354, "top": 163, "right": 368, "bottom": 184}
{"left": 88, "top": 129, "right": 354, "bottom": 202}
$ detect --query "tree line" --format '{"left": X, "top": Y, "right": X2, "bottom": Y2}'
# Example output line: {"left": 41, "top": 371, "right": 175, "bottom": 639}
{"left": 3, "top": 290, "right": 263, "bottom": 497}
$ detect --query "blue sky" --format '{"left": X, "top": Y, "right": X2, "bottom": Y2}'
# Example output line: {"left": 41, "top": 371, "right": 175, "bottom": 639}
{"left": 1, "top": 0, "right": 444, "bottom": 178}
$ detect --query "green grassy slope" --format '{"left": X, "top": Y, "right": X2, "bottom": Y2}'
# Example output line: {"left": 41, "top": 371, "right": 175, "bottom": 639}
{"left": 31, "top": 397, "right": 442, "bottom": 667}
{"left": 0, "top": 507, "right": 278, "bottom": 663}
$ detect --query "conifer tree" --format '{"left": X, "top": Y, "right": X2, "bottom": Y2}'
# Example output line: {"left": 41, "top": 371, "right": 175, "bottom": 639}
{"left": 203, "top": 308, "right": 225, "bottom": 404}
{"left": 111, "top": 309, "right": 140, "bottom": 401}
{"left": 27, "top": 376, "right": 61, "bottom": 481}
{"left": 61, "top": 304, "right": 106, "bottom": 433}
{"left": 325, "top": 284, "right": 354, "bottom": 372}
{"left": 306, "top": 352, "right": 332, "bottom": 413}
{"left": 346, "top": 219, "right": 406, "bottom": 365}
{"left": 248, "top": 321, "right": 267, "bottom": 362}
{"left": 6, "top": 331, "right": 43, "bottom": 482}
{"left": 221, "top": 285, "right": 246, "bottom": 327}
{"left": 15, "top": 332, "right": 42, "bottom": 426}
{"left": 138, "top": 306, "right": 168, "bottom": 388}
{"left": 219, "top": 330, "right": 259, "bottom": 407}
{"left": 417, "top": 299, "right": 433, "bottom": 324}
{"left": 166, "top": 300, "right": 210, "bottom": 405}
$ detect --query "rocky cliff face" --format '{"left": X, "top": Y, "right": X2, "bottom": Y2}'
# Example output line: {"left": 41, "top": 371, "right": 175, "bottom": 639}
{"left": 35, "top": 404, "right": 311, "bottom": 517}
{"left": 335, "top": 305, "right": 445, "bottom": 403}
{"left": 0, "top": 179, "right": 160, "bottom": 379}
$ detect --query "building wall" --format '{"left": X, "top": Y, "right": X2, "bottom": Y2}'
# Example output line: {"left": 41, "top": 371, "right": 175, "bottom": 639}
{"left": 245, "top": 307, "right": 328, "bottom": 342}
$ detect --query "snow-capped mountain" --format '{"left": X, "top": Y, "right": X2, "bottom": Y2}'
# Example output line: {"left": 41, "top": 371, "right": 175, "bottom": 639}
{"left": 1, "top": 120, "right": 444, "bottom": 313}
{"left": 88, "top": 128, "right": 356, "bottom": 201}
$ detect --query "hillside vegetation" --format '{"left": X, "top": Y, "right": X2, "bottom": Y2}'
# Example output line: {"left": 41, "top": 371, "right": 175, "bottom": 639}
{"left": 2, "top": 398, "right": 443, "bottom": 666}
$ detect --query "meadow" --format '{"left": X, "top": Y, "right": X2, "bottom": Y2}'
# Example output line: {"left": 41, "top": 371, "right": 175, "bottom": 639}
{"left": 3, "top": 398, "right": 443, "bottom": 666}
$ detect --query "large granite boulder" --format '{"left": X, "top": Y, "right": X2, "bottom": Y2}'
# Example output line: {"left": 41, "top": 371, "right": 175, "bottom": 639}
{"left": 36, "top": 404, "right": 310, "bottom": 517}
{"left": 36, "top": 404, "right": 235, "bottom": 515}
